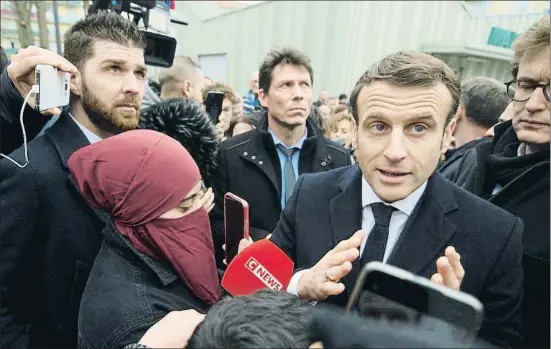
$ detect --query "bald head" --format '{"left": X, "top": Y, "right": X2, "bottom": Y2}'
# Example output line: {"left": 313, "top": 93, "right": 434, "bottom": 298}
{"left": 319, "top": 90, "right": 329, "bottom": 103}
{"left": 159, "top": 56, "right": 206, "bottom": 102}
{"left": 249, "top": 71, "right": 259, "bottom": 94}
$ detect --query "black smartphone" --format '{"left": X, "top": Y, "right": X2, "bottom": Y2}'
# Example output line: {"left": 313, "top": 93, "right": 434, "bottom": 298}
{"left": 206, "top": 91, "right": 225, "bottom": 124}
{"left": 224, "top": 193, "right": 249, "bottom": 265}
{"left": 346, "top": 262, "right": 484, "bottom": 342}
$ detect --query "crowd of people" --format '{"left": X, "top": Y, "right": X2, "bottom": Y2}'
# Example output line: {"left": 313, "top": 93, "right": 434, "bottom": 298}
{"left": 0, "top": 9, "right": 549, "bottom": 349}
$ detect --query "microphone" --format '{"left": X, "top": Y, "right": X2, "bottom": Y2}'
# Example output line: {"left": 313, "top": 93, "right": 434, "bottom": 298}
{"left": 221, "top": 239, "right": 294, "bottom": 296}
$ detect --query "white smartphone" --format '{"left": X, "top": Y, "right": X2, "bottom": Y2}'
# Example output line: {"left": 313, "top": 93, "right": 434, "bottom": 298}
{"left": 346, "top": 262, "right": 484, "bottom": 342}
{"left": 35, "top": 64, "right": 71, "bottom": 112}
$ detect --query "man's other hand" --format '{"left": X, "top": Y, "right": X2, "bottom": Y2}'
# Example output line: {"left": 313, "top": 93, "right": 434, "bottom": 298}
{"left": 297, "top": 230, "right": 365, "bottom": 301}
{"left": 431, "top": 246, "right": 465, "bottom": 291}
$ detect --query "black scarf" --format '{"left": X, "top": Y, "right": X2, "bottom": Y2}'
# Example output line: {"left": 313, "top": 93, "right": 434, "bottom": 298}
{"left": 487, "top": 135, "right": 550, "bottom": 190}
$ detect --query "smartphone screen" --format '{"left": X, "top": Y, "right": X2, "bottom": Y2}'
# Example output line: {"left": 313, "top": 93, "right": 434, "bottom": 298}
{"left": 206, "top": 91, "right": 225, "bottom": 124}
{"left": 224, "top": 193, "right": 249, "bottom": 264}
{"left": 351, "top": 270, "right": 483, "bottom": 341}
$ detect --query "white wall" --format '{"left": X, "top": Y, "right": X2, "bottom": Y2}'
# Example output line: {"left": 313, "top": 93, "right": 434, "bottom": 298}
{"left": 177, "top": 1, "right": 546, "bottom": 97}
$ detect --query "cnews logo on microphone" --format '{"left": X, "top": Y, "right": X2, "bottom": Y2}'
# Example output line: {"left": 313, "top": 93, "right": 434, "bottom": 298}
{"left": 245, "top": 257, "right": 283, "bottom": 291}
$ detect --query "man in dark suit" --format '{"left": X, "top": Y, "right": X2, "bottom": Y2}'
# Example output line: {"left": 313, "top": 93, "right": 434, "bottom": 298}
{"left": 210, "top": 48, "right": 351, "bottom": 266}
{"left": 0, "top": 12, "right": 147, "bottom": 348}
{"left": 443, "top": 16, "right": 550, "bottom": 349}
{"left": 269, "top": 51, "right": 523, "bottom": 347}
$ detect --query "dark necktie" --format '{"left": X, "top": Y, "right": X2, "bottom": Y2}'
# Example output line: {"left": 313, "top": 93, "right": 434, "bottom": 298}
{"left": 278, "top": 145, "right": 298, "bottom": 202}
{"left": 361, "top": 203, "right": 396, "bottom": 264}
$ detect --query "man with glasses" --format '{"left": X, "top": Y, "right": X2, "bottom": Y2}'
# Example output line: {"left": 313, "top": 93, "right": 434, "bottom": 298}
{"left": 443, "top": 16, "right": 549, "bottom": 348}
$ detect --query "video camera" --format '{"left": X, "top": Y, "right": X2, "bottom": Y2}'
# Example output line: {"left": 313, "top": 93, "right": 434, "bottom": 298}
{"left": 89, "top": 0, "right": 183, "bottom": 67}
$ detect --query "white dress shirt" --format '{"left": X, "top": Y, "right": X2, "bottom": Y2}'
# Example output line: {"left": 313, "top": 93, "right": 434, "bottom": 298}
{"left": 69, "top": 113, "right": 102, "bottom": 144}
{"left": 287, "top": 177, "right": 427, "bottom": 296}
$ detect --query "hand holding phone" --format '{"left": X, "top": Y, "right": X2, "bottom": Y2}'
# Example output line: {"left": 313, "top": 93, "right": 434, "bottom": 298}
{"left": 224, "top": 193, "right": 250, "bottom": 265}
{"left": 206, "top": 91, "right": 225, "bottom": 124}
{"left": 7, "top": 46, "right": 77, "bottom": 115}
{"left": 35, "top": 64, "right": 71, "bottom": 112}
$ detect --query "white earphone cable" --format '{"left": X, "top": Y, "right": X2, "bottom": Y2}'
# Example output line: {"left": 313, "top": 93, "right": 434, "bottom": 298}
{"left": 0, "top": 85, "right": 39, "bottom": 168}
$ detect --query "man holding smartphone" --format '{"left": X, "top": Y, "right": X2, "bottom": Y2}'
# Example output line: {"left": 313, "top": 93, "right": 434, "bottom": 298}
{"left": 1, "top": 12, "right": 148, "bottom": 348}
{"left": 268, "top": 51, "right": 523, "bottom": 348}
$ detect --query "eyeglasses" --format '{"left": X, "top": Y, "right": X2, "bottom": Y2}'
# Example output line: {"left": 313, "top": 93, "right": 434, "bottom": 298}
{"left": 178, "top": 181, "right": 207, "bottom": 210}
{"left": 505, "top": 80, "right": 550, "bottom": 102}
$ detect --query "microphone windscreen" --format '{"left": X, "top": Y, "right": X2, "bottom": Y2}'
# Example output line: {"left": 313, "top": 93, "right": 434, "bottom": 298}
{"left": 221, "top": 239, "right": 294, "bottom": 296}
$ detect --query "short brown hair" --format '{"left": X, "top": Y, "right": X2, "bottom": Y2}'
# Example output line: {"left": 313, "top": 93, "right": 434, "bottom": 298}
{"left": 350, "top": 51, "right": 460, "bottom": 127}
{"left": 333, "top": 105, "right": 349, "bottom": 115}
{"left": 227, "top": 116, "right": 257, "bottom": 137}
{"left": 510, "top": 16, "right": 550, "bottom": 78}
{"left": 259, "top": 48, "right": 314, "bottom": 93}
{"left": 64, "top": 11, "right": 146, "bottom": 71}
{"left": 202, "top": 82, "right": 238, "bottom": 105}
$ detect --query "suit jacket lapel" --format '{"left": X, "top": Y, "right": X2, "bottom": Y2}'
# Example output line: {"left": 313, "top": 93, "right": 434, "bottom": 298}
{"left": 386, "top": 173, "right": 459, "bottom": 275}
{"left": 329, "top": 165, "right": 363, "bottom": 292}
{"left": 45, "top": 113, "right": 109, "bottom": 225}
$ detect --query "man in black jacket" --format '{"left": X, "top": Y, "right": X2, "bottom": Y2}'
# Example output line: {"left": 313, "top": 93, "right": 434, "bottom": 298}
{"left": 269, "top": 51, "right": 523, "bottom": 347}
{"left": 0, "top": 12, "right": 147, "bottom": 348}
{"left": 443, "top": 16, "right": 549, "bottom": 348}
{"left": 438, "top": 77, "right": 509, "bottom": 177}
{"left": 210, "top": 48, "right": 351, "bottom": 266}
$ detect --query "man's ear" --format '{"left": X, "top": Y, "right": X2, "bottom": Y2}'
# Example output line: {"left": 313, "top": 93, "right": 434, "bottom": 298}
{"left": 454, "top": 104, "right": 465, "bottom": 124}
{"left": 183, "top": 80, "right": 193, "bottom": 97}
{"left": 447, "top": 117, "right": 457, "bottom": 136}
{"left": 70, "top": 71, "right": 82, "bottom": 97}
{"left": 258, "top": 89, "right": 268, "bottom": 108}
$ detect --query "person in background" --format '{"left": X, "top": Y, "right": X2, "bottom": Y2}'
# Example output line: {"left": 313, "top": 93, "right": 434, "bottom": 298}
{"left": 0, "top": 11, "right": 147, "bottom": 348}
{"left": 338, "top": 93, "right": 348, "bottom": 105}
{"left": 139, "top": 98, "right": 219, "bottom": 186}
{"left": 318, "top": 104, "right": 331, "bottom": 120}
{"left": 443, "top": 16, "right": 550, "bottom": 348}
{"left": 314, "top": 89, "right": 329, "bottom": 107}
{"left": 450, "top": 77, "right": 509, "bottom": 148}
{"left": 142, "top": 79, "right": 162, "bottom": 110}
{"left": 327, "top": 97, "right": 339, "bottom": 111}
{"left": 438, "top": 77, "right": 509, "bottom": 176}
{"left": 332, "top": 104, "right": 349, "bottom": 115}
{"left": 327, "top": 111, "right": 356, "bottom": 150}
{"left": 204, "top": 76, "right": 214, "bottom": 86}
{"left": 233, "top": 95, "right": 244, "bottom": 119}
{"left": 187, "top": 290, "right": 314, "bottom": 348}
{"left": 159, "top": 56, "right": 206, "bottom": 103}
{"left": 227, "top": 115, "right": 257, "bottom": 137}
{"left": 69, "top": 130, "right": 218, "bottom": 349}
{"left": 485, "top": 102, "right": 514, "bottom": 140}
{"left": 202, "top": 82, "right": 238, "bottom": 141}
{"left": 210, "top": 48, "right": 351, "bottom": 267}
{"left": 243, "top": 70, "right": 261, "bottom": 113}
{"left": 309, "top": 105, "right": 331, "bottom": 138}
{"left": 269, "top": 51, "right": 523, "bottom": 347}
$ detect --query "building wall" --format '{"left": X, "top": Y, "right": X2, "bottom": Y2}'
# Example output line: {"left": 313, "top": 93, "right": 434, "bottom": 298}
{"left": 185, "top": 1, "right": 474, "bottom": 96}
{"left": 185, "top": 1, "right": 547, "bottom": 97}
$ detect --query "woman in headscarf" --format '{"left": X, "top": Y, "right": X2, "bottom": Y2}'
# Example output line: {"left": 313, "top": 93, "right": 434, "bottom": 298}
{"left": 69, "top": 129, "right": 220, "bottom": 349}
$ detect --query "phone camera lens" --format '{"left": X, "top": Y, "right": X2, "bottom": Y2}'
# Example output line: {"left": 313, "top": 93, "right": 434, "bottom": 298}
{"left": 64, "top": 84, "right": 68, "bottom": 90}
